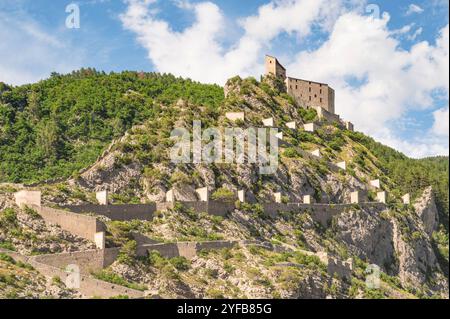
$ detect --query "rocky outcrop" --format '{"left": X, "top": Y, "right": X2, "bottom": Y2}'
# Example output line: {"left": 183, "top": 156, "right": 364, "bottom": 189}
{"left": 414, "top": 186, "right": 439, "bottom": 236}
{"left": 333, "top": 187, "right": 448, "bottom": 296}
{"left": 335, "top": 208, "right": 396, "bottom": 272}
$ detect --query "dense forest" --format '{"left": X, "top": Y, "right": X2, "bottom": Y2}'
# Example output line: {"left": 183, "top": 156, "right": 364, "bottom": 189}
{"left": 0, "top": 69, "right": 448, "bottom": 219}
{"left": 0, "top": 69, "right": 224, "bottom": 183}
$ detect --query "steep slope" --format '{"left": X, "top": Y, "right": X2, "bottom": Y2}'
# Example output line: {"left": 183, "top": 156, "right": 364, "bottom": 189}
{"left": 0, "top": 73, "right": 448, "bottom": 299}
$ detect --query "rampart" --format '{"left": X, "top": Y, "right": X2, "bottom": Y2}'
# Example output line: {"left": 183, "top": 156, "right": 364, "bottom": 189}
{"left": 262, "top": 202, "right": 386, "bottom": 226}
{"left": 30, "top": 205, "right": 105, "bottom": 242}
{"left": 315, "top": 106, "right": 341, "bottom": 124}
{"left": 156, "top": 201, "right": 236, "bottom": 217}
{"left": 140, "top": 240, "right": 262, "bottom": 259}
{"left": 62, "top": 204, "right": 156, "bottom": 221}
{"left": 31, "top": 248, "right": 120, "bottom": 275}
{"left": 0, "top": 249, "right": 142, "bottom": 298}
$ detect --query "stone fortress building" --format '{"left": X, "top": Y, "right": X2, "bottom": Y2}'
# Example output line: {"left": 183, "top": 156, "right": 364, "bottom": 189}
{"left": 265, "top": 55, "right": 335, "bottom": 114}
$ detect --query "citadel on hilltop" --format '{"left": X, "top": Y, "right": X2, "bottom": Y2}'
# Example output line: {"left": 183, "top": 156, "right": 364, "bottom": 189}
{"left": 265, "top": 55, "right": 336, "bottom": 115}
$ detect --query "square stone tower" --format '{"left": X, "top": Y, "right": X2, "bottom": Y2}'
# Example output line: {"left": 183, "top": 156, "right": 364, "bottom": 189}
{"left": 265, "top": 55, "right": 286, "bottom": 80}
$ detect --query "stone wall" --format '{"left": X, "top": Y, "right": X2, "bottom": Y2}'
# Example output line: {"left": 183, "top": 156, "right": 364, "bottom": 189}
{"left": 156, "top": 201, "right": 234, "bottom": 217}
{"left": 63, "top": 204, "right": 156, "bottom": 221}
{"left": 57, "top": 199, "right": 387, "bottom": 234}
{"left": 142, "top": 241, "right": 243, "bottom": 259}
{"left": 315, "top": 106, "right": 341, "bottom": 123}
{"left": 261, "top": 202, "right": 386, "bottom": 226}
{"left": 14, "top": 190, "right": 41, "bottom": 208}
{"left": 286, "top": 78, "right": 335, "bottom": 114}
{"left": 318, "top": 253, "right": 353, "bottom": 280}
{"left": 155, "top": 201, "right": 385, "bottom": 227}
{"left": 31, "top": 248, "right": 120, "bottom": 275}
{"left": 225, "top": 112, "right": 245, "bottom": 122}
{"left": 207, "top": 201, "right": 236, "bottom": 216}
{"left": 32, "top": 205, "right": 105, "bottom": 242}
{"left": 30, "top": 259, "right": 143, "bottom": 298}
{"left": 265, "top": 55, "right": 286, "bottom": 80}
{"left": 0, "top": 249, "right": 142, "bottom": 298}
{"left": 139, "top": 240, "right": 353, "bottom": 279}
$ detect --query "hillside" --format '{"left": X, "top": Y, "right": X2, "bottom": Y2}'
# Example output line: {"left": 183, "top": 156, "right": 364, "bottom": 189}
{"left": 0, "top": 70, "right": 223, "bottom": 183}
{"left": 0, "top": 72, "right": 448, "bottom": 299}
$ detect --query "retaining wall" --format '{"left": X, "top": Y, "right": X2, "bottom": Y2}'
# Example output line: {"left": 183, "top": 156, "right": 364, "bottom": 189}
{"left": 63, "top": 204, "right": 156, "bottom": 221}
{"left": 0, "top": 249, "right": 143, "bottom": 298}
{"left": 29, "top": 259, "right": 143, "bottom": 298}
{"left": 58, "top": 200, "right": 385, "bottom": 233}
{"left": 31, "top": 248, "right": 120, "bottom": 275}
{"left": 142, "top": 240, "right": 245, "bottom": 259}
{"left": 156, "top": 201, "right": 385, "bottom": 227}
{"left": 31, "top": 205, "right": 105, "bottom": 242}
{"left": 156, "top": 201, "right": 235, "bottom": 217}
{"left": 261, "top": 202, "right": 386, "bottom": 226}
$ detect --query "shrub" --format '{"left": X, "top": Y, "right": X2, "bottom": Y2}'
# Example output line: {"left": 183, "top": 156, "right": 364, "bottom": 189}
{"left": 169, "top": 256, "right": 190, "bottom": 271}
{"left": 93, "top": 270, "right": 146, "bottom": 291}
{"left": 283, "top": 148, "right": 299, "bottom": 158}
{"left": 23, "top": 206, "right": 41, "bottom": 219}
{"left": 148, "top": 250, "right": 168, "bottom": 268}
{"left": 0, "top": 253, "right": 15, "bottom": 264}
{"left": 1, "top": 208, "right": 17, "bottom": 225}
{"left": 211, "top": 187, "right": 235, "bottom": 202}
{"left": 117, "top": 240, "right": 137, "bottom": 265}
{"left": 206, "top": 289, "right": 224, "bottom": 299}
{"left": 0, "top": 241, "right": 15, "bottom": 251}
{"left": 169, "top": 171, "right": 192, "bottom": 185}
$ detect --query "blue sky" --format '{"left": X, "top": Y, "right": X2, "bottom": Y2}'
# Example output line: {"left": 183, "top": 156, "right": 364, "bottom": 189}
{"left": 0, "top": 0, "right": 448, "bottom": 158}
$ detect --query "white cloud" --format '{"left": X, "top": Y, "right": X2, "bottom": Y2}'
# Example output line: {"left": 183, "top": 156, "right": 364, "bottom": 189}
{"left": 120, "top": 0, "right": 448, "bottom": 158}
{"left": 432, "top": 107, "right": 449, "bottom": 137}
{"left": 406, "top": 4, "right": 424, "bottom": 15}
{"left": 0, "top": 12, "right": 83, "bottom": 85}
{"left": 377, "top": 133, "right": 448, "bottom": 158}
{"left": 120, "top": 0, "right": 364, "bottom": 84}
{"left": 287, "top": 14, "right": 448, "bottom": 157}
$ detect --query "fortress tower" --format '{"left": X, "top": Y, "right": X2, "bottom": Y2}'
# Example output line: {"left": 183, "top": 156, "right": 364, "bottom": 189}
{"left": 264, "top": 55, "right": 335, "bottom": 115}
{"left": 265, "top": 55, "right": 286, "bottom": 80}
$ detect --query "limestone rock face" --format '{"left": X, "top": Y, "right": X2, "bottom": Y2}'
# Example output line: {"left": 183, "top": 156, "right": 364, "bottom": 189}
{"left": 73, "top": 149, "right": 143, "bottom": 196}
{"left": 335, "top": 209, "right": 396, "bottom": 272}
{"left": 391, "top": 219, "right": 434, "bottom": 288}
{"left": 414, "top": 186, "right": 439, "bottom": 236}
{"left": 334, "top": 192, "right": 448, "bottom": 297}
{"left": 223, "top": 79, "right": 241, "bottom": 98}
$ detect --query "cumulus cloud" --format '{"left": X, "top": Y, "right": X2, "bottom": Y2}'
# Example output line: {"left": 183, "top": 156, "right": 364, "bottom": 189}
{"left": 406, "top": 4, "right": 424, "bottom": 15}
{"left": 288, "top": 14, "right": 448, "bottom": 157}
{"left": 432, "top": 107, "right": 449, "bottom": 137}
{"left": 120, "top": 0, "right": 448, "bottom": 157}
{"left": 120, "top": 0, "right": 364, "bottom": 84}
{"left": 0, "top": 12, "right": 83, "bottom": 85}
